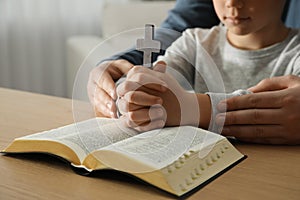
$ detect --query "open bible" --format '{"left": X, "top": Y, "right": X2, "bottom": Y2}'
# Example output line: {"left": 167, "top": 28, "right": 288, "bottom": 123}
{"left": 2, "top": 117, "right": 245, "bottom": 196}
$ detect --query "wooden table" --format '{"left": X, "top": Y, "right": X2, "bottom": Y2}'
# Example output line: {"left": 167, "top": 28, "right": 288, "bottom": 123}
{"left": 0, "top": 87, "right": 299, "bottom": 200}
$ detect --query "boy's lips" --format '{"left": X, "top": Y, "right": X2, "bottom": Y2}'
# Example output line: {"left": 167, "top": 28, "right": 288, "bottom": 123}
{"left": 224, "top": 16, "right": 251, "bottom": 25}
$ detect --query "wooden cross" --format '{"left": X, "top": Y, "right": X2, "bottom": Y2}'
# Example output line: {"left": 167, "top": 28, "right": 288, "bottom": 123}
{"left": 136, "top": 24, "right": 161, "bottom": 68}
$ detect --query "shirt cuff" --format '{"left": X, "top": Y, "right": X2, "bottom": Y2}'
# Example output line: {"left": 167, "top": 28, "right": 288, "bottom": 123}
{"left": 205, "top": 89, "right": 252, "bottom": 134}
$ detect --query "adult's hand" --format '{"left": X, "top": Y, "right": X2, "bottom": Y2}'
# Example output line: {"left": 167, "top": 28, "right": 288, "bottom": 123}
{"left": 216, "top": 75, "right": 300, "bottom": 145}
{"left": 87, "top": 59, "right": 133, "bottom": 118}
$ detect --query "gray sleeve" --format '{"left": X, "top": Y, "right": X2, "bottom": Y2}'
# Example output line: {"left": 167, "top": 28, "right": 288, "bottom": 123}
{"left": 292, "top": 54, "right": 300, "bottom": 76}
{"left": 206, "top": 89, "right": 252, "bottom": 134}
{"left": 158, "top": 29, "right": 198, "bottom": 88}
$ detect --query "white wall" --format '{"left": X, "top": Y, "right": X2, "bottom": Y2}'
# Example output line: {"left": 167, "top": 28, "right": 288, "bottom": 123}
{"left": 0, "top": 0, "right": 106, "bottom": 97}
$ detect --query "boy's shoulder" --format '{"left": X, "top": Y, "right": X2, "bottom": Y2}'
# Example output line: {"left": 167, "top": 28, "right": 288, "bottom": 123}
{"left": 292, "top": 28, "right": 300, "bottom": 38}
{"left": 284, "top": 28, "right": 300, "bottom": 48}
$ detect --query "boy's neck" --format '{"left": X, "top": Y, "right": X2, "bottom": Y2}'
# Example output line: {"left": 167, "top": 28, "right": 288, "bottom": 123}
{"left": 226, "top": 22, "right": 290, "bottom": 50}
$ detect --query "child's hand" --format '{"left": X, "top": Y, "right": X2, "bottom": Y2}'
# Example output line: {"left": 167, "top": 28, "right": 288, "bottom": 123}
{"left": 116, "top": 62, "right": 199, "bottom": 132}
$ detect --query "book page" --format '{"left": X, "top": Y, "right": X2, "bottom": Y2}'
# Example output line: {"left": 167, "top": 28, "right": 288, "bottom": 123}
{"left": 19, "top": 118, "right": 137, "bottom": 162}
{"left": 96, "top": 126, "right": 224, "bottom": 173}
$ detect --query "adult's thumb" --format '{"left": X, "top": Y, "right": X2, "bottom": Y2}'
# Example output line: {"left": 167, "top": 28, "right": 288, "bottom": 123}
{"left": 248, "top": 76, "right": 290, "bottom": 93}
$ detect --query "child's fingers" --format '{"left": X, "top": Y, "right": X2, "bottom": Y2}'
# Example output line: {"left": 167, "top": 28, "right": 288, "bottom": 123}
{"left": 128, "top": 106, "right": 164, "bottom": 123}
{"left": 127, "top": 66, "right": 167, "bottom": 86}
{"left": 153, "top": 61, "right": 167, "bottom": 73}
{"left": 129, "top": 73, "right": 167, "bottom": 91}
{"left": 117, "top": 98, "right": 144, "bottom": 114}
{"left": 121, "top": 105, "right": 165, "bottom": 129}
{"left": 117, "top": 80, "right": 166, "bottom": 97}
{"left": 124, "top": 91, "right": 163, "bottom": 106}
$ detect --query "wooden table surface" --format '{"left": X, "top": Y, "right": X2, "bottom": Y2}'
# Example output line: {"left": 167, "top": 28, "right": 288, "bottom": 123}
{"left": 0, "top": 87, "right": 299, "bottom": 200}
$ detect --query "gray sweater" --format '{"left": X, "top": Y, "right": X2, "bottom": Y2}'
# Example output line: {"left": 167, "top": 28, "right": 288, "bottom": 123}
{"left": 158, "top": 25, "right": 300, "bottom": 133}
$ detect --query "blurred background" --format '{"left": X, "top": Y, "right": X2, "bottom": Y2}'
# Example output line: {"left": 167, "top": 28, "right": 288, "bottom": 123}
{"left": 0, "top": 0, "right": 175, "bottom": 98}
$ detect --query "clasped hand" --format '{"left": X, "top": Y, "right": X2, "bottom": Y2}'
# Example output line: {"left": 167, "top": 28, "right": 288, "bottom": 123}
{"left": 116, "top": 62, "right": 200, "bottom": 132}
